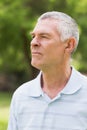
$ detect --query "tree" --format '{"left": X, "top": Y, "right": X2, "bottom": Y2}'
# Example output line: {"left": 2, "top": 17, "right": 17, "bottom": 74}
{"left": 0, "top": 0, "right": 87, "bottom": 90}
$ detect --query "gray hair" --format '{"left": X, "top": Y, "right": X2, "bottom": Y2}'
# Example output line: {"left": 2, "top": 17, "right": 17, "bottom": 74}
{"left": 38, "top": 11, "right": 79, "bottom": 52}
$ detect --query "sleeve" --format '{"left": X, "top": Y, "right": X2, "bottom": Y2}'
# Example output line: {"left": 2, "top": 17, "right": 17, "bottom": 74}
{"left": 7, "top": 93, "right": 18, "bottom": 130}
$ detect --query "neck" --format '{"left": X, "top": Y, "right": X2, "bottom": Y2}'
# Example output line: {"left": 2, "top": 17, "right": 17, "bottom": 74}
{"left": 41, "top": 65, "right": 72, "bottom": 99}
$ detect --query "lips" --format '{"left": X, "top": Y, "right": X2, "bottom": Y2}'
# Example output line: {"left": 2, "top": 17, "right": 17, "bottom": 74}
{"left": 32, "top": 51, "right": 42, "bottom": 56}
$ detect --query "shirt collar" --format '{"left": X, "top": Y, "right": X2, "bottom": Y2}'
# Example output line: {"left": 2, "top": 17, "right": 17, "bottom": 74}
{"left": 27, "top": 72, "right": 43, "bottom": 97}
{"left": 28, "top": 67, "right": 82, "bottom": 97}
{"left": 61, "top": 67, "right": 82, "bottom": 94}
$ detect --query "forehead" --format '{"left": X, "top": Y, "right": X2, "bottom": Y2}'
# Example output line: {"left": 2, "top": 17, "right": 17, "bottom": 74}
{"left": 32, "top": 19, "right": 59, "bottom": 34}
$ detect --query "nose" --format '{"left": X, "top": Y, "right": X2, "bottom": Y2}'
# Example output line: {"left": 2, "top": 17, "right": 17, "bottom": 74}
{"left": 30, "top": 37, "right": 40, "bottom": 47}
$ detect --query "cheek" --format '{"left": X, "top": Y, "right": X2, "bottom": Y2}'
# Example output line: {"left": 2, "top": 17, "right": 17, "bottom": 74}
{"left": 46, "top": 45, "right": 63, "bottom": 55}
{"left": 48, "top": 46, "right": 65, "bottom": 63}
{"left": 43, "top": 40, "right": 65, "bottom": 58}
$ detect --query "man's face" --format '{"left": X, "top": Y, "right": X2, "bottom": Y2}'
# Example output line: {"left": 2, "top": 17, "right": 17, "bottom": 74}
{"left": 30, "top": 19, "right": 67, "bottom": 71}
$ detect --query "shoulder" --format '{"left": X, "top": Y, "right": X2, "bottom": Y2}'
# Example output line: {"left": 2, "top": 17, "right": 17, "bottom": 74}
{"left": 77, "top": 71, "right": 87, "bottom": 81}
{"left": 13, "top": 72, "right": 41, "bottom": 99}
{"left": 75, "top": 69, "right": 87, "bottom": 86}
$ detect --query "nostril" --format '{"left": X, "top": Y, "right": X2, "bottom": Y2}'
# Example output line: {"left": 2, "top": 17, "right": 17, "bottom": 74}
{"left": 30, "top": 39, "right": 40, "bottom": 46}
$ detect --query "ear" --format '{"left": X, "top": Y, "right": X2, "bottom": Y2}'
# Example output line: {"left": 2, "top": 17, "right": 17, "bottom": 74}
{"left": 64, "top": 37, "right": 76, "bottom": 54}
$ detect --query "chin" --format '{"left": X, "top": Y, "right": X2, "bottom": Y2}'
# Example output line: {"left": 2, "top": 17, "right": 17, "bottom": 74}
{"left": 31, "top": 61, "right": 41, "bottom": 70}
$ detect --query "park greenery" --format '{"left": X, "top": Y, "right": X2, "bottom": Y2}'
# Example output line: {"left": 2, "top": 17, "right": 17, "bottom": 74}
{"left": 0, "top": 0, "right": 87, "bottom": 90}
{"left": 0, "top": 92, "right": 12, "bottom": 130}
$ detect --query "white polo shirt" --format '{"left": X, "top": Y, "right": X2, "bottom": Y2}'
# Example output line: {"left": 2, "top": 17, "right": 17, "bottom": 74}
{"left": 7, "top": 67, "right": 87, "bottom": 130}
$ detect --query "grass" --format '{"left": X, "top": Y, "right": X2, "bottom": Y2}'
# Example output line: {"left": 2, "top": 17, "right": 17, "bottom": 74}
{"left": 0, "top": 92, "right": 13, "bottom": 130}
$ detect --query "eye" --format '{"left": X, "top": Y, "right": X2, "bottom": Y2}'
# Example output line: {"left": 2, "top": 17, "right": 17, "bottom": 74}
{"left": 30, "top": 32, "right": 35, "bottom": 39}
{"left": 31, "top": 34, "right": 35, "bottom": 39}
{"left": 41, "top": 35, "right": 46, "bottom": 38}
{"left": 41, "top": 35, "right": 49, "bottom": 39}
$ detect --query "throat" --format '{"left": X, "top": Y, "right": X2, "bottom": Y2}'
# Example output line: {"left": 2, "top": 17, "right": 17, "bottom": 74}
{"left": 42, "top": 85, "right": 64, "bottom": 99}
{"left": 41, "top": 76, "right": 68, "bottom": 99}
{"left": 41, "top": 68, "right": 72, "bottom": 99}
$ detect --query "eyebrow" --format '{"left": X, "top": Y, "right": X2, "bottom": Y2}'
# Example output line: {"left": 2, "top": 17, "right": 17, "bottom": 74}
{"left": 30, "top": 32, "right": 34, "bottom": 35}
{"left": 30, "top": 32, "right": 51, "bottom": 37}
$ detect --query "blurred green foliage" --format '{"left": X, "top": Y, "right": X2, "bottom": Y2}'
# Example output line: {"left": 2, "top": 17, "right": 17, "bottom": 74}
{"left": 0, "top": 0, "right": 87, "bottom": 84}
{"left": 0, "top": 92, "right": 13, "bottom": 130}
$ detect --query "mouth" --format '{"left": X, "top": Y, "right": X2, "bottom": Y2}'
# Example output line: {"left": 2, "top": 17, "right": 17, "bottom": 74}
{"left": 32, "top": 52, "right": 42, "bottom": 56}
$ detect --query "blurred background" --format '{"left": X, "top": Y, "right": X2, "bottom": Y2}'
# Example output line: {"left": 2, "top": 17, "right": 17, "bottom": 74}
{"left": 0, "top": 0, "right": 87, "bottom": 129}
